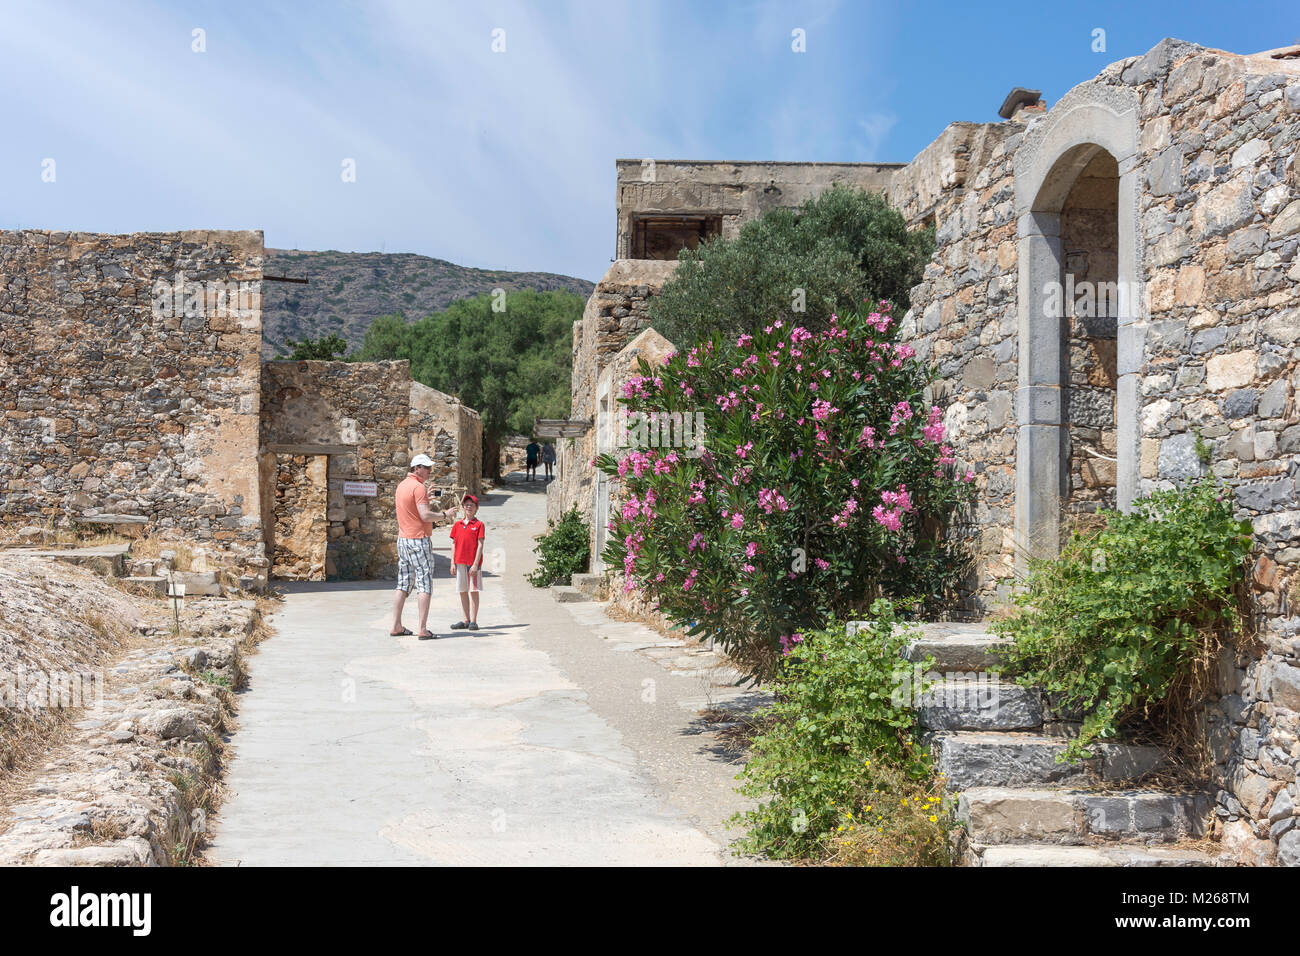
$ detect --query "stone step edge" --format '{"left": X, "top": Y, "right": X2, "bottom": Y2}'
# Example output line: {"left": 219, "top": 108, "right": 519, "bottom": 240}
{"left": 966, "top": 842, "right": 1221, "bottom": 867}
{"left": 932, "top": 731, "right": 1169, "bottom": 786}
{"left": 955, "top": 786, "right": 1213, "bottom": 844}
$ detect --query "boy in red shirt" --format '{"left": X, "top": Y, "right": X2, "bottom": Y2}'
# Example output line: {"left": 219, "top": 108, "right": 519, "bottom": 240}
{"left": 449, "top": 494, "right": 486, "bottom": 631}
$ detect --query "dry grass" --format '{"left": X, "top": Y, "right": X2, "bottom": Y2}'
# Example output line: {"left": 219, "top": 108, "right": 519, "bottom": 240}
{"left": 0, "top": 709, "right": 74, "bottom": 793}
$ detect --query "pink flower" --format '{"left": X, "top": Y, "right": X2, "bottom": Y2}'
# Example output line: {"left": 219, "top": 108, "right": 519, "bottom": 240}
{"left": 730, "top": 512, "right": 745, "bottom": 530}
{"left": 872, "top": 505, "right": 903, "bottom": 532}
{"left": 922, "top": 405, "right": 946, "bottom": 444}
{"left": 889, "top": 401, "right": 914, "bottom": 436}
{"left": 811, "top": 399, "right": 838, "bottom": 421}
{"left": 745, "top": 541, "right": 758, "bottom": 558}
{"left": 735, "top": 441, "right": 753, "bottom": 459}
{"left": 814, "top": 558, "right": 829, "bottom": 571}
{"left": 688, "top": 532, "right": 705, "bottom": 552}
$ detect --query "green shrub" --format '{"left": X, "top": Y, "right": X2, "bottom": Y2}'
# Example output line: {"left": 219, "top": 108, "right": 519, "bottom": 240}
{"left": 648, "top": 185, "right": 934, "bottom": 347}
{"left": 993, "top": 480, "right": 1253, "bottom": 762}
{"left": 526, "top": 507, "right": 590, "bottom": 587}
{"left": 595, "top": 305, "right": 972, "bottom": 680}
{"left": 732, "top": 601, "right": 951, "bottom": 861}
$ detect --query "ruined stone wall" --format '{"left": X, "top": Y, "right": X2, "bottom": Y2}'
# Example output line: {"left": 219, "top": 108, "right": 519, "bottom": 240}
{"left": 0, "top": 229, "right": 267, "bottom": 574}
{"left": 616, "top": 160, "right": 900, "bottom": 258}
{"left": 270, "top": 454, "right": 328, "bottom": 580}
{"left": 901, "top": 124, "right": 1023, "bottom": 607}
{"left": 549, "top": 260, "right": 676, "bottom": 526}
{"left": 409, "top": 381, "right": 482, "bottom": 497}
{"left": 888, "top": 123, "right": 1019, "bottom": 228}
{"left": 1113, "top": 42, "right": 1300, "bottom": 865}
{"left": 259, "top": 360, "right": 410, "bottom": 578}
{"left": 901, "top": 39, "right": 1300, "bottom": 864}
{"left": 498, "top": 434, "right": 532, "bottom": 476}
{"left": 596, "top": 329, "right": 677, "bottom": 619}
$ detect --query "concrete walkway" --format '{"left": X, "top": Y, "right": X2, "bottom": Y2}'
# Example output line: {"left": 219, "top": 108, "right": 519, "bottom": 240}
{"left": 207, "top": 475, "right": 762, "bottom": 866}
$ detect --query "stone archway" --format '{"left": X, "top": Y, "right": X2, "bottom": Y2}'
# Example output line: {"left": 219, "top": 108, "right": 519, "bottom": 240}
{"left": 1012, "top": 85, "right": 1145, "bottom": 571}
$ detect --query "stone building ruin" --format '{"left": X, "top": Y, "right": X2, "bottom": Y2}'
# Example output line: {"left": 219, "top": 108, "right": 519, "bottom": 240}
{"left": 1, "top": 229, "right": 482, "bottom": 585}
{"left": 554, "top": 38, "right": 1300, "bottom": 865}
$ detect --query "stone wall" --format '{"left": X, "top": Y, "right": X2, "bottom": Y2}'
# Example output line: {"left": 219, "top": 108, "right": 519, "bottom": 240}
{"left": 900, "top": 120, "right": 1023, "bottom": 606}
{"left": 549, "top": 260, "right": 676, "bottom": 527}
{"left": 1114, "top": 41, "right": 1300, "bottom": 865}
{"left": 270, "top": 454, "right": 328, "bottom": 580}
{"left": 259, "top": 360, "right": 410, "bottom": 579}
{"left": 902, "top": 38, "right": 1300, "bottom": 863}
{"left": 0, "top": 229, "right": 267, "bottom": 575}
{"left": 616, "top": 160, "right": 901, "bottom": 259}
{"left": 595, "top": 328, "right": 677, "bottom": 619}
{"left": 410, "top": 381, "right": 482, "bottom": 497}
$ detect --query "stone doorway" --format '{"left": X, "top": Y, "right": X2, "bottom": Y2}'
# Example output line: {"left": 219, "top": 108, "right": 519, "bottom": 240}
{"left": 1061, "top": 151, "right": 1120, "bottom": 518}
{"left": 1011, "top": 84, "right": 1144, "bottom": 572}
{"left": 269, "top": 454, "right": 328, "bottom": 581}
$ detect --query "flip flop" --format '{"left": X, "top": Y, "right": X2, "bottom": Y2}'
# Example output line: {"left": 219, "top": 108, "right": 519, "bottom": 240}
{"left": 417, "top": 631, "right": 437, "bottom": 640}
{"left": 390, "top": 628, "right": 413, "bottom": 636}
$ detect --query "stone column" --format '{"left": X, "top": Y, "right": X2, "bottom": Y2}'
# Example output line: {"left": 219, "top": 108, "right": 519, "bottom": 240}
{"left": 1115, "top": 159, "right": 1145, "bottom": 512}
{"left": 1014, "top": 211, "right": 1066, "bottom": 574}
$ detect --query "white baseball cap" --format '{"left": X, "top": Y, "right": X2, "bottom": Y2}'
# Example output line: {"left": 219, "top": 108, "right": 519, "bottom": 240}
{"left": 411, "top": 454, "right": 435, "bottom": 468}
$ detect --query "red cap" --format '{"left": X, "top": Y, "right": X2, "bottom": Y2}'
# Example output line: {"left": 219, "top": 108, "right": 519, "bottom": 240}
{"left": 462, "top": 493, "right": 478, "bottom": 504}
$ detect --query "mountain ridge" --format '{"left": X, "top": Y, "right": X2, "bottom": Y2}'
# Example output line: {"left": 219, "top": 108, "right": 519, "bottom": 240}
{"left": 260, "top": 248, "right": 596, "bottom": 357}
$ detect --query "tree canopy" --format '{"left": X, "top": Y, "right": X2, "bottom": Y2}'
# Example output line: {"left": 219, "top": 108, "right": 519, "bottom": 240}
{"left": 355, "top": 289, "right": 584, "bottom": 475}
{"left": 647, "top": 186, "right": 935, "bottom": 349}
{"left": 278, "top": 333, "right": 350, "bottom": 360}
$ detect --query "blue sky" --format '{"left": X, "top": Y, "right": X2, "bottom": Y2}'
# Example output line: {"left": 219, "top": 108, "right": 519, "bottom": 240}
{"left": 1, "top": 0, "right": 1294, "bottom": 281}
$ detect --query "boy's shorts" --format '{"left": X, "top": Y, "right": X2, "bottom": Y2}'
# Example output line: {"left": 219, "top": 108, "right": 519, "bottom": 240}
{"left": 456, "top": 564, "right": 481, "bottom": 593}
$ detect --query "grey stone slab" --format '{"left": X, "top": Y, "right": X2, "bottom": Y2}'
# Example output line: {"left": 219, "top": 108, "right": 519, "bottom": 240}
{"left": 920, "top": 682, "right": 1042, "bottom": 731}
{"left": 932, "top": 732, "right": 1095, "bottom": 789}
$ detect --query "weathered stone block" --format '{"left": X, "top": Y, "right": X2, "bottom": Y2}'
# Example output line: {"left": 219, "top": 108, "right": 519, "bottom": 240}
{"left": 1205, "top": 350, "right": 1257, "bottom": 390}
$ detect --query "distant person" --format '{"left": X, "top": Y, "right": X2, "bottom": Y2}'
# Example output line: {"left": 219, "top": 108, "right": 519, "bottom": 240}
{"left": 525, "top": 439, "right": 541, "bottom": 481}
{"left": 449, "top": 494, "right": 486, "bottom": 631}
{"left": 391, "top": 454, "right": 456, "bottom": 640}
{"left": 541, "top": 442, "right": 556, "bottom": 481}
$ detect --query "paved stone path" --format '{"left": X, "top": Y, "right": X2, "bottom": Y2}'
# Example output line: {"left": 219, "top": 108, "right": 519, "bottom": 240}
{"left": 207, "top": 476, "right": 765, "bottom": 866}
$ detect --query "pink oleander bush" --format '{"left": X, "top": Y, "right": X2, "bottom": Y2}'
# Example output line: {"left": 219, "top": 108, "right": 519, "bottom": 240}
{"left": 594, "top": 303, "right": 973, "bottom": 680}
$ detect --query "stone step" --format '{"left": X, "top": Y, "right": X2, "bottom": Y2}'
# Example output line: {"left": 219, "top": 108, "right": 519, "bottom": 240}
{"left": 932, "top": 731, "right": 1166, "bottom": 790}
{"left": 919, "top": 681, "right": 1043, "bottom": 731}
{"left": 906, "top": 622, "right": 1012, "bottom": 674}
{"left": 967, "top": 842, "right": 1219, "bottom": 867}
{"left": 550, "top": 585, "right": 587, "bottom": 603}
{"left": 957, "top": 787, "right": 1212, "bottom": 845}
{"left": 843, "top": 620, "right": 1013, "bottom": 674}
{"left": 569, "top": 573, "right": 607, "bottom": 601}
{"left": 121, "top": 576, "right": 168, "bottom": 596}
{"left": 73, "top": 514, "right": 148, "bottom": 538}
{"left": 10, "top": 543, "right": 130, "bottom": 576}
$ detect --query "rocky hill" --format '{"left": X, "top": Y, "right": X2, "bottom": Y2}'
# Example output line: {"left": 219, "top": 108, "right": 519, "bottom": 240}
{"left": 261, "top": 249, "right": 596, "bottom": 357}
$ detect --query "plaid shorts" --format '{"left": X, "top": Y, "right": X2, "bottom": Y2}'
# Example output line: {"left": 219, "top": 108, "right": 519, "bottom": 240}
{"left": 396, "top": 536, "right": 433, "bottom": 593}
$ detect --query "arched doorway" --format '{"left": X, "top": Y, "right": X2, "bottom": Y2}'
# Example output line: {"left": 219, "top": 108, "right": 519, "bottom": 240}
{"left": 1012, "top": 86, "right": 1144, "bottom": 572}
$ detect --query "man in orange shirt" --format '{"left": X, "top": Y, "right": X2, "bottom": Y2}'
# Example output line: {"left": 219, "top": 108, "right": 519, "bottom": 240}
{"left": 391, "top": 454, "right": 457, "bottom": 639}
